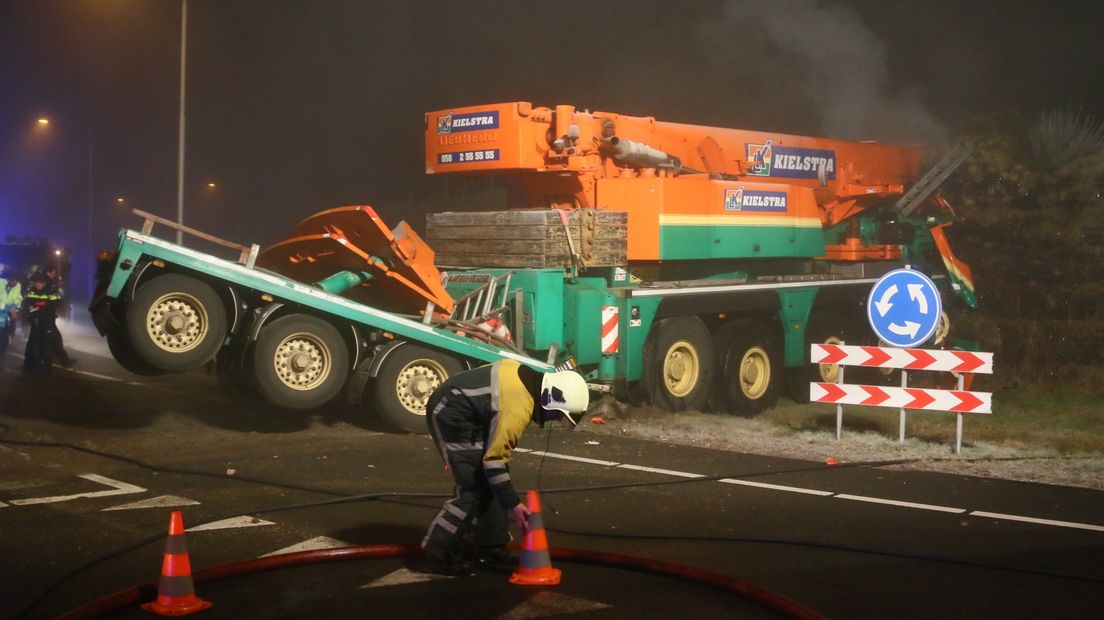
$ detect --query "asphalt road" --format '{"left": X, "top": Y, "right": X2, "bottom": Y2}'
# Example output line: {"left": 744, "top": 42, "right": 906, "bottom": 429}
{"left": 1, "top": 318, "right": 1102, "bottom": 619}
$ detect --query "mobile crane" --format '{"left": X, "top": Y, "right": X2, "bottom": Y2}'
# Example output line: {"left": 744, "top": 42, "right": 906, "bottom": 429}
{"left": 90, "top": 101, "right": 976, "bottom": 433}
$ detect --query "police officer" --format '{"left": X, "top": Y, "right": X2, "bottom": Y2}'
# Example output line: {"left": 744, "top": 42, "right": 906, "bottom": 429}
{"left": 23, "top": 273, "right": 59, "bottom": 375}
{"left": 0, "top": 268, "right": 23, "bottom": 373}
{"left": 421, "top": 359, "right": 589, "bottom": 576}
{"left": 42, "top": 265, "right": 76, "bottom": 366}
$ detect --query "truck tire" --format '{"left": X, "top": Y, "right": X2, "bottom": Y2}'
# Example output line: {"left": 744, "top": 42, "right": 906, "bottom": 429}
{"left": 125, "top": 274, "right": 227, "bottom": 372}
{"left": 106, "top": 330, "right": 165, "bottom": 376}
{"left": 786, "top": 312, "right": 862, "bottom": 403}
{"left": 643, "top": 317, "right": 714, "bottom": 412}
{"left": 711, "top": 321, "right": 781, "bottom": 416}
{"left": 252, "top": 314, "right": 349, "bottom": 410}
{"left": 371, "top": 343, "right": 462, "bottom": 434}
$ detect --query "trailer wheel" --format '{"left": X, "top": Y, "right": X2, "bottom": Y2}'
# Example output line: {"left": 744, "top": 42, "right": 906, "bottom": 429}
{"left": 252, "top": 314, "right": 349, "bottom": 410}
{"left": 644, "top": 317, "right": 714, "bottom": 412}
{"left": 125, "top": 274, "right": 227, "bottom": 372}
{"left": 711, "top": 322, "right": 781, "bottom": 415}
{"left": 371, "top": 344, "right": 463, "bottom": 434}
{"left": 106, "top": 330, "right": 165, "bottom": 376}
{"left": 786, "top": 313, "right": 861, "bottom": 403}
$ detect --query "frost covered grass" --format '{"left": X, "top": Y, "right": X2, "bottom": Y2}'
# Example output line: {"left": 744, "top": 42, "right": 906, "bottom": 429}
{"left": 580, "top": 390, "right": 1104, "bottom": 490}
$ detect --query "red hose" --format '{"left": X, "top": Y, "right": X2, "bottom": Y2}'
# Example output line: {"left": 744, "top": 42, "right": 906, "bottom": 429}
{"left": 56, "top": 544, "right": 823, "bottom": 620}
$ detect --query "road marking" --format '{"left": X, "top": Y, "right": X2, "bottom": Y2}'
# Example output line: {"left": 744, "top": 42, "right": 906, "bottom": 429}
{"left": 718, "top": 478, "right": 835, "bottom": 496}
{"left": 361, "top": 568, "right": 453, "bottom": 588}
{"left": 70, "top": 368, "right": 124, "bottom": 382}
{"left": 617, "top": 464, "right": 703, "bottom": 478}
{"left": 519, "top": 449, "right": 620, "bottom": 467}
{"left": 261, "top": 536, "right": 350, "bottom": 557}
{"left": 496, "top": 591, "right": 612, "bottom": 619}
{"left": 6, "top": 353, "right": 122, "bottom": 381}
{"left": 188, "top": 516, "right": 275, "bottom": 532}
{"left": 835, "top": 493, "right": 966, "bottom": 513}
{"left": 8, "top": 474, "right": 146, "bottom": 506}
{"left": 102, "top": 495, "right": 200, "bottom": 511}
{"left": 520, "top": 450, "right": 1104, "bottom": 533}
{"left": 969, "top": 511, "right": 1104, "bottom": 532}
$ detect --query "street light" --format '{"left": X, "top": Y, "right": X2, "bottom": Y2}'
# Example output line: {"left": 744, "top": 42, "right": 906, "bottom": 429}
{"left": 34, "top": 117, "right": 95, "bottom": 300}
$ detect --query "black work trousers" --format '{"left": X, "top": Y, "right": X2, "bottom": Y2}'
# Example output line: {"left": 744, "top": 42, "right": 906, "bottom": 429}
{"left": 422, "top": 449, "right": 508, "bottom": 566}
{"left": 23, "top": 314, "right": 54, "bottom": 376}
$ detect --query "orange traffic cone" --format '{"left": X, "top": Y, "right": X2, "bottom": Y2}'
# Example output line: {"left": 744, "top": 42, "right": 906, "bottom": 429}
{"left": 509, "top": 490, "right": 561, "bottom": 586}
{"left": 141, "top": 511, "right": 212, "bottom": 616}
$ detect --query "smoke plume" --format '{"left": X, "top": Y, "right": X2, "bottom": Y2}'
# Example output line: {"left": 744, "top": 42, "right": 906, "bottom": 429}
{"left": 724, "top": 0, "right": 947, "bottom": 144}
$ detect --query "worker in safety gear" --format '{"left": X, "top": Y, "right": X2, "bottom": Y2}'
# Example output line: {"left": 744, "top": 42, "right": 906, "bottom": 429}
{"left": 22, "top": 273, "right": 73, "bottom": 375}
{"left": 421, "top": 359, "right": 590, "bottom": 576}
{"left": 41, "top": 265, "right": 76, "bottom": 366}
{"left": 0, "top": 268, "right": 22, "bottom": 373}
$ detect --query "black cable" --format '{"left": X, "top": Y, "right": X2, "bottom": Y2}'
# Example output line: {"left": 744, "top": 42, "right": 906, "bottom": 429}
{"left": 543, "top": 524, "right": 1104, "bottom": 586}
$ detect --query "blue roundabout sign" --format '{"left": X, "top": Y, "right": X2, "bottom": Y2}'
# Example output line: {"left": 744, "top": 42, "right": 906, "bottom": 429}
{"left": 866, "top": 268, "right": 943, "bottom": 348}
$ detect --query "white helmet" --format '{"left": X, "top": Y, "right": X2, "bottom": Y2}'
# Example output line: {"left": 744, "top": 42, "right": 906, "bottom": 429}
{"left": 538, "top": 370, "right": 590, "bottom": 426}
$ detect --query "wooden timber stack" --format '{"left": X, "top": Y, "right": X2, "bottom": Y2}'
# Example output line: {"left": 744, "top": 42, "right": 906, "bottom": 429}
{"left": 426, "top": 209, "right": 627, "bottom": 268}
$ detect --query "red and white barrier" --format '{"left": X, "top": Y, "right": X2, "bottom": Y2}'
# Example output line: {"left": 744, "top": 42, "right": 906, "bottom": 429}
{"left": 810, "top": 344, "right": 992, "bottom": 374}
{"left": 809, "top": 342, "right": 994, "bottom": 453}
{"left": 810, "top": 383, "right": 991, "bottom": 414}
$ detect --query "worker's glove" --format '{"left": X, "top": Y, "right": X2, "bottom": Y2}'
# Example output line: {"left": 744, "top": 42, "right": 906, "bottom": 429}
{"left": 511, "top": 502, "right": 532, "bottom": 532}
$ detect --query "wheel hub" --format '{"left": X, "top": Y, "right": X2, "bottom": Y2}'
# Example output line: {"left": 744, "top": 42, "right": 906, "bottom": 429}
{"left": 146, "top": 294, "right": 207, "bottom": 353}
{"left": 396, "top": 361, "right": 448, "bottom": 415}
{"left": 739, "top": 346, "right": 770, "bottom": 399}
{"left": 274, "top": 333, "right": 330, "bottom": 391}
{"left": 663, "top": 341, "right": 700, "bottom": 398}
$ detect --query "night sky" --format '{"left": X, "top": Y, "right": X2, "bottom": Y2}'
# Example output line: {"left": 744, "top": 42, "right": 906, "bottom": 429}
{"left": 2, "top": 0, "right": 1103, "bottom": 295}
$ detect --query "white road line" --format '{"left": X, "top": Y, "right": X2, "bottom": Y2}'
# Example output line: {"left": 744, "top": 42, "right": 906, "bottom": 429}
{"left": 835, "top": 493, "right": 966, "bottom": 514}
{"left": 71, "top": 369, "right": 124, "bottom": 382}
{"left": 523, "top": 450, "right": 620, "bottom": 467}
{"left": 520, "top": 449, "right": 1103, "bottom": 532}
{"left": 7, "top": 352, "right": 122, "bottom": 381}
{"left": 719, "top": 478, "right": 835, "bottom": 496}
{"left": 8, "top": 474, "right": 146, "bottom": 506}
{"left": 970, "top": 511, "right": 1104, "bottom": 532}
{"left": 617, "top": 464, "right": 704, "bottom": 478}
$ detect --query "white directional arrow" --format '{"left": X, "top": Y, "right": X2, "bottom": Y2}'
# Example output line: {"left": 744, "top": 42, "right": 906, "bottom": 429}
{"left": 188, "top": 516, "right": 274, "bottom": 532}
{"left": 875, "top": 284, "right": 897, "bottom": 317}
{"left": 262, "top": 536, "right": 349, "bottom": 558}
{"left": 496, "top": 591, "right": 612, "bottom": 619}
{"left": 8, "top": 474, "right": 146, "bottom": 506}
{"left": 908, "top": 283, "right": 929, "bottom": 314}
{"left": 102, "top": 495, "right": 200, "bottom": 512}
{"left": 888, "top": 321, "right": 920, "bottom": 337}
{"left": 361, "top": 567, "right": 452, "bottom": 588}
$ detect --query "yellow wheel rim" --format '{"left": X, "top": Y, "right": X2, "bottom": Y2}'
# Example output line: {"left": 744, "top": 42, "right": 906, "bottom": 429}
{"left": 145, "top": 292, "right": 208, "bottom": 353}
{"left": 273, "top": 332, "right": 332, "bottom": 391}
{"left": 739, "top": 345, "right": 772, "bottom": 399}
{"left": 662, "top": 339, "right": 701, "bottom": 398}
{"left": 395, "top": 359, "right": 449, "bottom": 415}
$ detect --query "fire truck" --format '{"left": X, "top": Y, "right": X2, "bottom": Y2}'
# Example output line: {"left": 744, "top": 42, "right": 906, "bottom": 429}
{"left": 91, "top": 102, "right": 976, "bottom": 433}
